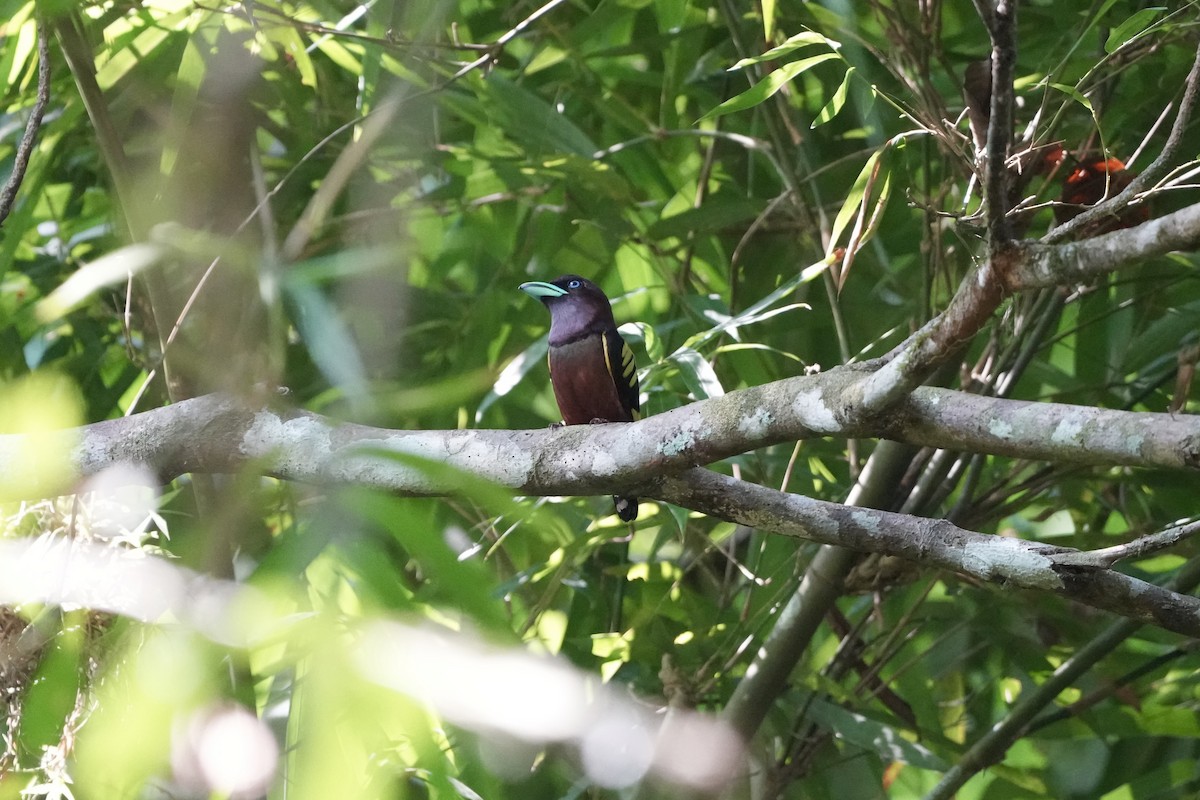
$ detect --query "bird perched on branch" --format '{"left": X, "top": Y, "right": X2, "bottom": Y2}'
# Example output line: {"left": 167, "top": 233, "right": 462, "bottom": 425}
{"left": 519, "top": 275, "right": 640, "bottom": 522}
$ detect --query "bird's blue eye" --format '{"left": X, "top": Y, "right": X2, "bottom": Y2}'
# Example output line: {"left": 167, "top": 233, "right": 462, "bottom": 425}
{"left": 567, "top": 279, "right": 581, "bottom": 289}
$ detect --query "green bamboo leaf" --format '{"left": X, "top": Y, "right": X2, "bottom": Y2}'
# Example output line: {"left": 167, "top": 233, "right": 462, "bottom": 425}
{"left": 477, "top": 335, "right": 547, "bottom": 423}
{"left": 629, "top": 322, "right": 663, "bottom": 363}
{"left": 271, "top": 25, "right": 317, "bottom": 88}
{"left": 804, "top": 695, "right": 947, "bottom": 770}
{"left": 16, "top": 612, "right": 83, "bottom": 760}
{"left": 729, "top": 31, "right": 837, "bottom": 69}
{"left": 646, "top": 197, "right": 767, "bottom": 241}
{"left": 827, "top": 148, "right": 883, "bottom": 258}
{"left": 672, "top": 348, "right": 725, "bottom": 399}
{"left": 680, "top": 271, "right": 811, "bottom": 353}
{"left": 812, "top": 66, "right": 855, "bottom": 128}
{"left": 313, "top": 36, "right": 363, "bottom": 76}
{"left": 482, "top": 75, "right": 599, "bottom": 157}
{"left": 1049, "top": 82, "right": 1094, "bottom": 112}
{"left": 713, "top": 342, "right": 806, "bottom": 363}
{"left": 353, "top": 486, "right": 512, "bottom": 630}
{"left": 1121, "top": 299, "right": 1200, "bottom": 375}
{"left": 761, "top": 0, "right": 777, "bottom": 41}
{"left": 37, "top": 244, "right": 164, "bottom": 322}
{"left": 833, "top": 150, "right": 892, "bottom": 289}
{"left": 1105, "top": 8, "right": 1165, "bottom": 53}
{"left": 2, "top": 8, "right": 36, "bottom": 90}
{"left": 703, "top": 53, "right": 842, "bottom": 120}
{"left": 284, "top": 279, "right": 368, "bottom": 401}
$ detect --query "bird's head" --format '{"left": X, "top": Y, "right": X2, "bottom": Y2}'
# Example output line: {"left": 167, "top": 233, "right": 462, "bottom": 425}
{"left": 518, "top": 275, "right": 617, "bottom": 343}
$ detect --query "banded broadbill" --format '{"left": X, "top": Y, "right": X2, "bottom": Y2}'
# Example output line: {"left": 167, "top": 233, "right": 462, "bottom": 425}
{"left": 519, "top": 275, "right": 640, "bottom": 521}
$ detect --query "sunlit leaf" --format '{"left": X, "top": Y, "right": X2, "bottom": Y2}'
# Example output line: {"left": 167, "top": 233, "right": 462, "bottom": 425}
{"left": 2, "top": 7, "right": 36, "bottom": 90}
{"left": 761, "top": 0, "right": 777, "bottom": 41}
{"left": 36, "top": 244, "right": 163, "bottom": 322}
{"left": 478, "top": 336, "right": 548, "bottom": 423}
{"left": 729, "top": 31, "right": 838, "bottom": 69}
{"left": 1049, "top": 82, "right": 1094, "bottom": 112}
{"left": 804, "top": 695, "right": 947, "bottom": 770}
{"left": 1105, "top": 7, "right": 1166, "bottom": 53}
{"left": 672, "top": 348, "right": 724, "bottom": 399}
{"left": 812, "top": 66, "right": 855, "bottom": 128}
{"left": 0, "top": 373, "right": 83, "bottom": 499}
{"left": 703, "top": 53, "right": 842, "bottom": 119}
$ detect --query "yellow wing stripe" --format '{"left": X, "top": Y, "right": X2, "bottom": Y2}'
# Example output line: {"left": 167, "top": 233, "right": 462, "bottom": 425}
{"left": 601, "top": 330, "right": 615, "bottom": 384}
{"left": 621, "top": 339, "right": 640, "bottom": 418}
{"left": 603, "top": 331, "right": 640, "bottom": 419}
{"left": 605, "top": 337, "right": 635, "bottom": 387}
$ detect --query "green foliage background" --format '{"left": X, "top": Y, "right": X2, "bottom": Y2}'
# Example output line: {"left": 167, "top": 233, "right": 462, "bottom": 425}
{"left": 1, "top": 0, "right": 1199, "bottom": 797}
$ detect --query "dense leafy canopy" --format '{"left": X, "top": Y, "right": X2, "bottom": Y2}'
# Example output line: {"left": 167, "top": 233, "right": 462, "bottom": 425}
{"left": 1, "top": 0, "right": 1199, "bottom": 798}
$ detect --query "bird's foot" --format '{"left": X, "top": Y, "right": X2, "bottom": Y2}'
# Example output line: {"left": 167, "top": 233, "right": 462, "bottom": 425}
{"left": 588, "top": 417, "right": 611, "bottom": 424}
{"left": 548, "top": 421, "right": 566, "bottom": 429}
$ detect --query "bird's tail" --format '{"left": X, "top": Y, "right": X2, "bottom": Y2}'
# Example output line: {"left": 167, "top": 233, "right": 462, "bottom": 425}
{"left": 613, "top": 495, "right": 638, "bottom": 522}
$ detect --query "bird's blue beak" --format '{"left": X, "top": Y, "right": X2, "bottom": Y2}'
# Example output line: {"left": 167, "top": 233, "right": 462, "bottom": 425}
{"left": 519, "top": 281, "right": 568, "bottom": 298}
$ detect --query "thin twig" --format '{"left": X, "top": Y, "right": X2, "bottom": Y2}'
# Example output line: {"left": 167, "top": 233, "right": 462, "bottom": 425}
{"left": 1052, "top": 519, "right": 1200, "bottom": 569}
{"left": 0, "top": 20, "right": 51, "bottom": 226}
{"left": 1026, "top": 641, "right": 1200, "bottom": 734}
{"left": 444, "top": 0, "right": 570, "bottom": 85}
{"left": 981, "top": 1, "right": 1017, "bottom": 248}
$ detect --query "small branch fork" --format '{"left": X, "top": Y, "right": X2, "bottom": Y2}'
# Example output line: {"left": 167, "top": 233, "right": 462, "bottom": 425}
{"left": 844, "top": 2, "right": 1020, "bottom": 417}
{"left": 1052, "top": 518, "right": 1200, "bottom": 569}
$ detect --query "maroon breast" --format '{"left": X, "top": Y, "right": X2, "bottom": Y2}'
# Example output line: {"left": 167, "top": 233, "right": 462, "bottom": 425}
{"left": 548, "top": 335, "right": 632, "bottom": 425}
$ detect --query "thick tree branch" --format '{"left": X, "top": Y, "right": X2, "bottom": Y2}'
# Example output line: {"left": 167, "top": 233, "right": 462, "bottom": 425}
{"left": 17, "top": 382, "right": 1198, "bottom": 504}
{"left": 890, "top": 387, "right": 1200, "bottom": 468}
{"left": 652, "top": 469, "right": 1200, "bottom": 638}
{"left": 850, "top": 254, "right": 1009, "bottom": 414}
{"left": 6, "top": 388, "right": 1199, "bottom": 637}
{"left": 1008, "top": 201, "right": 1200, "bottom": 290}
